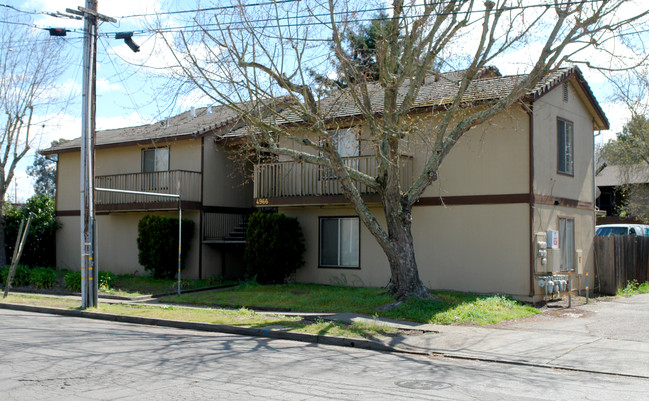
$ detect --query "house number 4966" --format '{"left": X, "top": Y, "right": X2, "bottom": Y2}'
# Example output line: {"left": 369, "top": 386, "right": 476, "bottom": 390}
{"left": 256, "top": 198, "right": 269, "bottom": 205}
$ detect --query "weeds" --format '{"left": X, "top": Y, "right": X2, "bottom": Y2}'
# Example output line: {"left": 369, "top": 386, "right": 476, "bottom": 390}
{"left": 618, "top": 280, "right": 649, "bottom": 297}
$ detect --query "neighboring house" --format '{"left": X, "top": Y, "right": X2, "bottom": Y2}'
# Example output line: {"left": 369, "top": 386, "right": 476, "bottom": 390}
{"left": 225, "top": 66, "right": 608, "bottom": 301}
{"left": 41, "top": 105, "right": 254, "bottom": 280}
{"left": 596, "top": 164, "right": 649, "bottom": 221}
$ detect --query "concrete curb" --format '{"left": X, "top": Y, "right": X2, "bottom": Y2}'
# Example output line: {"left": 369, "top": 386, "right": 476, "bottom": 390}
{"left": 0, "top": 302, "right": 396, "bottom": 354}
{"left": 2, "top": 301, "right": 647, "bottom": 380}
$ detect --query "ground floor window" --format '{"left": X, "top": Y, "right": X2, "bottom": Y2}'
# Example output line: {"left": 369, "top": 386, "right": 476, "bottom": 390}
{"left": 559, "top": 217, "right": 575, "bottom": 271}
{"left": 319, "top": 217, "right": 359, "bottom": 268}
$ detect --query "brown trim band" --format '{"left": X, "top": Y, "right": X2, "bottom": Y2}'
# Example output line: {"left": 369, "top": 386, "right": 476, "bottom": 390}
{"left": 96, "top": 201, "right": 202, "bottom": 212}
{"left": 415, "top": 193, "right": 531, "bottom": 206}
{"left": 56, "top": 210, "right": 80, "bottom": 217}
{"left": 203, "top": 205, "right": 255, "bottom": 214}
{"left": 532, "top": 194, "right": 594, "bottom": 210}
{"left": 255, "top": 194, "right": 381, "bottom": 207}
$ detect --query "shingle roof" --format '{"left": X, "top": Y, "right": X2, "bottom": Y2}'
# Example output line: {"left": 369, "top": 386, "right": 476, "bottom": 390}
{"left": 597, "top": 164, "right": 649, "bottom": 186}
{"left": 43, "top": 66, "right": 609, "bottom": 153}
{"left": 219, "top": 65, "right": 608, "bottom": 138}
{"left": 41, "top": 104, "right": 245, "bottom": 154}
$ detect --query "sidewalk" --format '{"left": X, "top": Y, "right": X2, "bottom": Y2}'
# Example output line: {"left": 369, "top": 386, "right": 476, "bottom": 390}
{"left": 328, "top": 294, "right": 649, "bottom": 378}
{"left": 2, "top": 292, "right": 648, "bottom": 379}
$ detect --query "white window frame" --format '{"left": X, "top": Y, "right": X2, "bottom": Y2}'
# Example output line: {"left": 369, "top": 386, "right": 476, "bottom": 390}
{"left": 319, "top": 217, "right": 360, "bottom": 268}
{"left": 557, "top": 118, "right": 574, "bottom": 175}
{"left": 559, "top": 217, "right": 575, "bottom": 271}
{"left": 142, "top": 147, "right": 169, "bottom": 173}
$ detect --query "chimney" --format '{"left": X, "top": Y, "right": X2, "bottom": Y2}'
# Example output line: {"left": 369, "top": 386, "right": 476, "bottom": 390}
{"left": 190, "top": 106, "right": 196, "bottom": 118}
{"left": 207, "top": 105, "right": 212, "bottom": 114}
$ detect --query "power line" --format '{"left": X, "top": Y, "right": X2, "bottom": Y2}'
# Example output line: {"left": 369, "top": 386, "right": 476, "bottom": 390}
{"left": 115, "top": 0, "right": 300, "bottom": 19}
{"left": 0, "top": 3, "right": 81, "bottom": 20}
{"left": 102, "top": 0, "right": 608, "bottom": 38}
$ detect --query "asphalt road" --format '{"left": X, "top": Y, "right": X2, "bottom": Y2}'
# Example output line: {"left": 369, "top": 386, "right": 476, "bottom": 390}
{"left": 1, "top": 309, "right": 648, "bottom": 400}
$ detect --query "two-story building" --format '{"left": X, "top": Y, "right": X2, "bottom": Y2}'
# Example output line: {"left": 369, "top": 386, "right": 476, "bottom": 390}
{"left": 231, "top": 66, "right": 607, "bottom": 301}
{"left": 45, "top": 66, "right": 607, "bottom": 301}
{"left": 43, "top": 105, "right": 254, "bottom": 280}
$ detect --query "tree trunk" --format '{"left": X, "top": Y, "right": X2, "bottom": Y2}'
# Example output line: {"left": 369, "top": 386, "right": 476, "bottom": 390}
{"left": 0, "top": 202, "right": 6, "bottom": 266}
{"left": 382, "top": 194, "right": 431, "bottom": 300}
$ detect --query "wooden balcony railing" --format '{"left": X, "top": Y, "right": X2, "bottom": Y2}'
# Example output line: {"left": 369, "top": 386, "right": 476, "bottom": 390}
{"left": 95, "top": 170, "right": 202, "bottom": 208}
{"left": 253, "top": 155, "right": 413, "bottom": 199}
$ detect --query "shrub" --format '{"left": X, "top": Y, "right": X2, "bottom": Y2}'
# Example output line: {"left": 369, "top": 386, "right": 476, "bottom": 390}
{"left": 244, "top": 211, "right": 305, "bottom": 284}
{"left": 7, "top": 265, "right": 31, "bottom": 287}
{"left": 29, "top": 267, "right": 57, "bottom": 289}
{"left": 64, "top": 271, "right": 81, "bottom": 292}
{"left": 4, "top": 195, "right": 59, "bottom": 267}
{"left": 137, "top": 215, "right": 194, "bottom": 279}
{"left": 0, "top": 265, "right": 7, "bottom": 285}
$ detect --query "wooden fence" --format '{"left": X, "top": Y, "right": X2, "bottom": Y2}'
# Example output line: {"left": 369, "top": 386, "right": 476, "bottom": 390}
{"left": 594, "top": 235, "right": 649, "bottom": 295}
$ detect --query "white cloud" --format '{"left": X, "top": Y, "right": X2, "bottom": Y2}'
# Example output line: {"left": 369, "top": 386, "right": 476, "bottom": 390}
{"left": 96, "top": 78, "right": 122, "bottom": 93}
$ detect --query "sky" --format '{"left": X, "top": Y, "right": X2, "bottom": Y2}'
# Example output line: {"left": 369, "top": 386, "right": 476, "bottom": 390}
{"left": 3, "top": 0, "right": 647, "bottom": 202}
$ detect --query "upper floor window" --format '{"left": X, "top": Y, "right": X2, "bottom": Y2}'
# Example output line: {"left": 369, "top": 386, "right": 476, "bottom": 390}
{"left": 142, "top": 147, "right": 169, "bottom": 172}
{"left": 557, "top": 119, "right": 573, "bottom": 175}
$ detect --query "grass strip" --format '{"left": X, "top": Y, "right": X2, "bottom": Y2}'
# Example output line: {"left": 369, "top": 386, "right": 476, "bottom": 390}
{"left": 161, "top": 283, "right": 540, "bottom": 325}
{"left": 0, "top": 294, "right": 395, "bottom": 339}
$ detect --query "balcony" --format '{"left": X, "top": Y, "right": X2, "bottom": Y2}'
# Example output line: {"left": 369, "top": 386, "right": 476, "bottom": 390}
{"left": 253, "top": 155, "right": 413, "bottom": 205}
{"left": 95, "top": 170, "right": 202, "bottom": 211}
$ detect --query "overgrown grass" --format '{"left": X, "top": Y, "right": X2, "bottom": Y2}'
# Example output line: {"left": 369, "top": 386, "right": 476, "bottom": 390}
{"left": 0, "top": 294, "right": 394, "bottom": 339}
{"left": 617, "top": 280, "right": 649, "bottom": 297}
{"left": 161, "top": 283, "right": 539, "bottom": 325}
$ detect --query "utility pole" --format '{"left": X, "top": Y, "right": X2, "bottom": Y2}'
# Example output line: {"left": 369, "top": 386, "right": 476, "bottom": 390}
{"left": 67, "top": 2, "right": 115, "bottom": 309}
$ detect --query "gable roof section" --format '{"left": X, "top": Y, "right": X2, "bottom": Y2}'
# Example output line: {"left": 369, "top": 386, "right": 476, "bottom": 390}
{"left": 41, "top": 104, "right": 245, "bottom": 155}
{"left": 219, "top": 66, "right": 608, "bottom": 139}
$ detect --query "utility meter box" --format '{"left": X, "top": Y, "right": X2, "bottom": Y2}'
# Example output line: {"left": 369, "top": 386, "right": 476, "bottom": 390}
{"left": 535, "top": 232, "right": 549, "bottom": 274}
{"left": 547, "top": 230, "right": 559, "bottom": 249}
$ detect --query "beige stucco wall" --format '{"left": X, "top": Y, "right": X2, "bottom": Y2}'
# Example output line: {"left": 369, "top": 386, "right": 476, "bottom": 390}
{"left": 57, "top": 152, "right": 81, "bottom": 212}
{"left": 530, "top": 80, "right": 596, "bottom": 299}
{"left": 202, "top": 139, "right": 253, "bottom": 207}
{"left": 418, "top": 107, "right": 530, "bottom": 197}
{"left": 56, "top": 211, "right": 202, "bottom": 278}
{"left": 284, "top": 202, "right": 531, "bottom": 297}
{"left": 533, "top": 78, "right": 595, "bottom": 201}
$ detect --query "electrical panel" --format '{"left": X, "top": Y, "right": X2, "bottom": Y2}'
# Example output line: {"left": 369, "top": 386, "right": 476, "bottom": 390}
{"left": 546, "top": 248, "right": 561, "bottom": 274}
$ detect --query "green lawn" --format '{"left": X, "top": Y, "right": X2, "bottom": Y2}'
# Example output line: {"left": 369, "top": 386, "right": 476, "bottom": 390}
{"left": 161, "top": 283, "right": 539, "bottom": 325}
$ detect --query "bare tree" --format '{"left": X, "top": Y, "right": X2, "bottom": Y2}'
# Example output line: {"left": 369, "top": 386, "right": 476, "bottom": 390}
{"left": 0, "top": 16, "right": 69, "bottom": 264}
{"left": 160, "top": 0, "right": 649, "bottom": 300}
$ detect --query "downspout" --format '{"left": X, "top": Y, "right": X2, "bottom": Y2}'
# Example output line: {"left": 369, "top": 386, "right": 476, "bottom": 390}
{"left": 528, "top": 105, "right": 535, "bottom": 298}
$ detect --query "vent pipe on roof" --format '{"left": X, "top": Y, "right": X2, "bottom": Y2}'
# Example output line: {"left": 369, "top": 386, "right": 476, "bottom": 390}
{"left": 190, "top": 106, "right": 196, "bottom": 118}
{"left": 207, "top": 105, "right": 212, "bottom": 114}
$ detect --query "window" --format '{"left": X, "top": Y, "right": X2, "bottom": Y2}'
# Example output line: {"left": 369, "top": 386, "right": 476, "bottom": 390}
{"left": 142, "top": 147, "right": 169, "bottom": 172}
{"left": 557, "top": 119, "right": 574, "bottom": 175}
{"left": 142, "top": 147, "right": 169, "bottom": 190}
{"left": 319, "top": 217, "right": 359, "bottom": 268}
{"left": 559, "top": 217, "right": 575, "bottom": 271}
{"left": 320, "top": 128, "right": 360, "bottom": 179}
